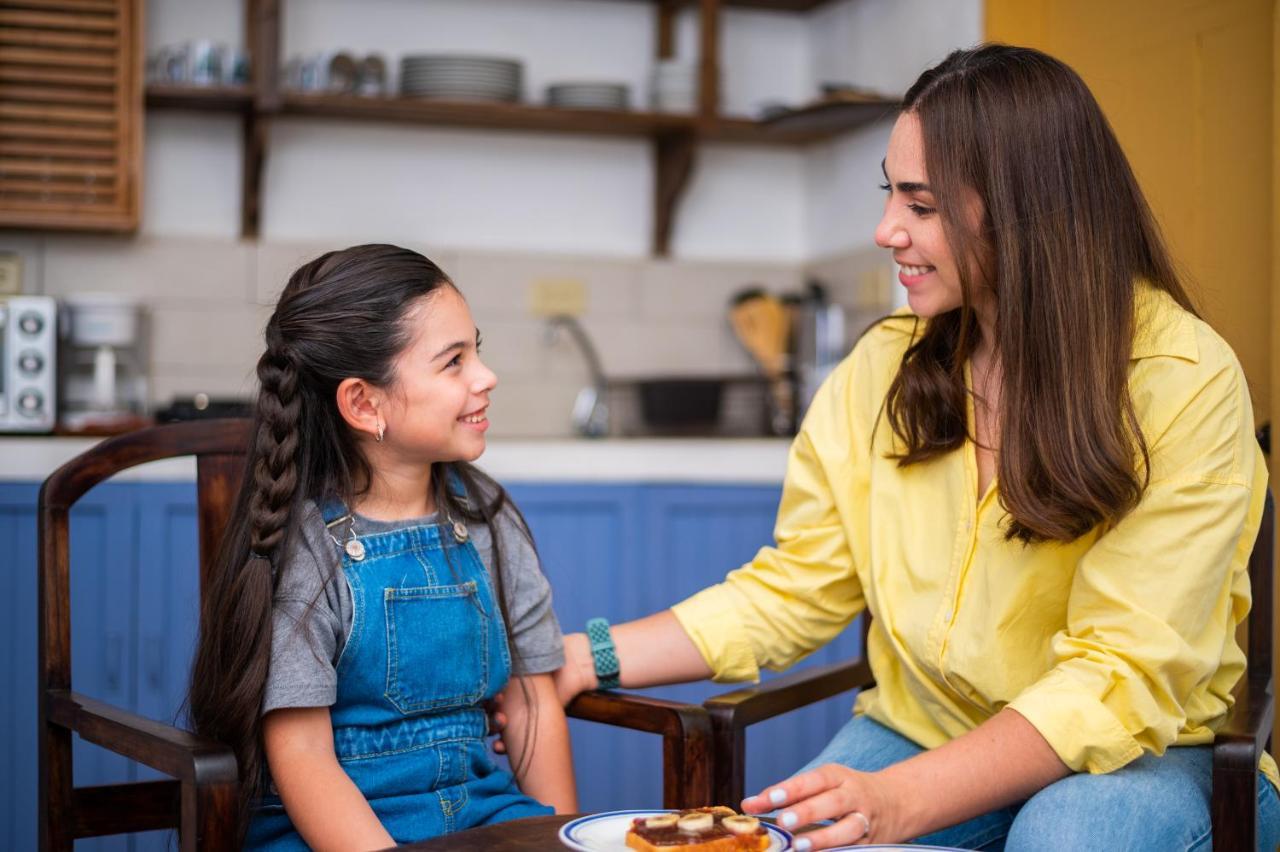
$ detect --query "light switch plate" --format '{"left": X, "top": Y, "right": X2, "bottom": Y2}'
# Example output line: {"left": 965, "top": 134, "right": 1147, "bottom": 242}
{"left": 528, "top": 278, "right": 586, "bottom": 317}
{"left": 0, "top": 253, "right": 22, "bottom": 295}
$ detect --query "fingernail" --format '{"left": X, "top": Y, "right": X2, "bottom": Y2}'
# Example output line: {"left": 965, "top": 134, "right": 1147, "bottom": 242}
{"left": 780, "top": 811, "right": 798, "bottom": 829}
{"left": 768, "top": 788, "right": 787, "bottom": 806}
{"left": 794, "top": 839, "right": 812, "bottom": 852}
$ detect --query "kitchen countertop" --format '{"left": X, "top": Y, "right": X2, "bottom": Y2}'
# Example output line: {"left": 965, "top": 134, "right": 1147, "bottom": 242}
{"left": 0, "top": 436, "right": 792, "bottom": 484}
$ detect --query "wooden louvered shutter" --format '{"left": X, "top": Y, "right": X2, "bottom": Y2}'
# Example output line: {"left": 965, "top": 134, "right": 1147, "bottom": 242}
{"left": 0, "top": 0, "right": 141, "bottom": 230}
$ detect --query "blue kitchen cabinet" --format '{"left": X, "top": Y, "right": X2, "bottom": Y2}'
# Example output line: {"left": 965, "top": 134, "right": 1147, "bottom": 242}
{"left": 0, "top": 484, "right": 40, "bottom": 852}
{"left": 2, "top": 479, "right": 866, "bottom": 845}
{"left": 1, "top": 483, "right": 148, "bottom": 852}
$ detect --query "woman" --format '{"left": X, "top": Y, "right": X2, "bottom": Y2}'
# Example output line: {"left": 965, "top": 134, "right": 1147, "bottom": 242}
{"left": 554, "top": 45, "right": 1280, "bottom": 850}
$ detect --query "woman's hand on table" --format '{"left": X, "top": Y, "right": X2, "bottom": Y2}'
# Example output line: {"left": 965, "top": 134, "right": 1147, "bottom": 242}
{"left": 742, "top": 764, "right": 904, "bottom": 850}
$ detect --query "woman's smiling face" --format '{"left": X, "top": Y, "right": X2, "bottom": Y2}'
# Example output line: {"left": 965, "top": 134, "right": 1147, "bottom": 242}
{"left": 874, "top": 111, "right": 989, "bottom": 319}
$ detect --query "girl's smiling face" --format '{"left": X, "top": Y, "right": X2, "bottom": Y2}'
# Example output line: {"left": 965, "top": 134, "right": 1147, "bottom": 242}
{"left": 379, "top": 286, "right": 496, "bottom": 464}
{"left": 874, "top": 111, "right": 989, "bottom": 319}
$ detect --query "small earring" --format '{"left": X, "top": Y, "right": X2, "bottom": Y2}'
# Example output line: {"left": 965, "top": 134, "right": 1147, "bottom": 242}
{"left": 375, "top": 422, "right": 385, "bottom": 443}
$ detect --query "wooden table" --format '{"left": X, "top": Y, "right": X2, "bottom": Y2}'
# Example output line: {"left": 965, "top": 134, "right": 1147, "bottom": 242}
{"left": 396, "top": 814, "right": 578, "bottom": 850}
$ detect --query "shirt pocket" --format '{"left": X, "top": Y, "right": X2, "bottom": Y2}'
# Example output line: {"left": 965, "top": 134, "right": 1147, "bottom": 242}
{"left": 383, "top": 580, "right": 489, "bottom": 714}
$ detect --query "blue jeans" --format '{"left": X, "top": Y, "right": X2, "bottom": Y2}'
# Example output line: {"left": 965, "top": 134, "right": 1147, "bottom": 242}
{"left": 795, "top": 714, "right": 1280, "bottom": 850}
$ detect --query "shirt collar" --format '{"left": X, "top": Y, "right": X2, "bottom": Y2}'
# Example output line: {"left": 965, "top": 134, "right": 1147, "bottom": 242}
{"left": 1130, "top": 282, "right": 1199, "bottom": 363}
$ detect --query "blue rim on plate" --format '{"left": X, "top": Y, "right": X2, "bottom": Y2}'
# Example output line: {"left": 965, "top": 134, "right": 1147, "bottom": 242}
{"left": 558, "top": 809, "right": 793, "bottom": 851}
{"left": 819, "top": 839, "right": 967, "bottom": 844}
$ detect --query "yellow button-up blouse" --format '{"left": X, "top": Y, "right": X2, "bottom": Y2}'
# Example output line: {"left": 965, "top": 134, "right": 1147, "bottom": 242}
{"left": 672, "top": 284, "right": 1277, "bottom": 786}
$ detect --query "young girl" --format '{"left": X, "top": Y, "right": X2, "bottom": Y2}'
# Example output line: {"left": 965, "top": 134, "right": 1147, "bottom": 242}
{"left": 188, "top": 244, "right": 576, "bottom": 850}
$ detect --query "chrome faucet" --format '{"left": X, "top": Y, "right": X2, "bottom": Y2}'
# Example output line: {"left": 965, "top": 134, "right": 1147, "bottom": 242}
{"left": 545, "top": 314, "right": 610, "bottom": 437}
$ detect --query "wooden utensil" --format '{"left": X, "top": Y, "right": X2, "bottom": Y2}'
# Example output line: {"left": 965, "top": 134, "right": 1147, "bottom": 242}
{"left": 729, "top": 289, "right": 790, "bottom": 377}
{"left": 729, "top": 288, "right": 793, "bottom": 432}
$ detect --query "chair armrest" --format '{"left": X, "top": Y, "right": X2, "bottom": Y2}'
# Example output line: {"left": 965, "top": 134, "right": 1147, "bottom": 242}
{"left": 1210, "top": 677, "right": 1273, "bottom": 852}
{"left": 1214, "top": 676, "right": 1275, "bottom": 758}
{"left": 48, "top": 690, "right": 238, "bottom": 786}
{"left": 703, "top": 657, "right": 874, "bottom": 729}
{"left": 702, "top": 658, "right": 874, "bottom": 805}
{"left": 568, "top": 690, "right": 709, "bottom": 739}
{"left": 567, "top": 690, "right": 714, "bottom": 808}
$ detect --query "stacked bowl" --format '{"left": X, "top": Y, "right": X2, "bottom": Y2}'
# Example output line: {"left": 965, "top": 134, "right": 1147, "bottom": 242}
{"left": 546, "top": 82, "right": 630, "bottom": 110}
{"left": 651, "top": 60, "right": 699, "bottom": 112}
{"left": 399, "top": 54, "right": 522, "bottom": 102}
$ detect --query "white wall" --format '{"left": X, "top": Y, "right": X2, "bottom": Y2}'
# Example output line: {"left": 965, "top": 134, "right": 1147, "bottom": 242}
{"left": 141, "top": 0, "right": 980, "bottom": 262}
{"left": 804, "top": 0, "right": 984, "bottom": 264}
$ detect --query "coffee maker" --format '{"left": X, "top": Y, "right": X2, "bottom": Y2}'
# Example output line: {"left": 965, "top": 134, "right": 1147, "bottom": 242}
{"left": 59, "top": 293, "right": 148, "bottom": 430}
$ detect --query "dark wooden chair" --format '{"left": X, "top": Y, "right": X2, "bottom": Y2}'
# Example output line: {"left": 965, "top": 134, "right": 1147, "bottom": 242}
{"left": 38, "top": 419, "right": 711, "bottom": 852}
{"left": 702, "top": 490, "right": 1275, "bottom": 852}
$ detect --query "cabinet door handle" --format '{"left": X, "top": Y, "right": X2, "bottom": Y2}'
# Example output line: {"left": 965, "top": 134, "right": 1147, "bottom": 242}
{"left": 105, "top": 634, "right": 123, "bottom": 694}
{"left": 144, "top": 637, "right": 164, "bottom": 691}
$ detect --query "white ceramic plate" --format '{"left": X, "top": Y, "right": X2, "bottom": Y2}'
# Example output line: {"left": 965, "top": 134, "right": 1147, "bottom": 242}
{"left": 559, "top": 810, "right": 792, "bottom": 851}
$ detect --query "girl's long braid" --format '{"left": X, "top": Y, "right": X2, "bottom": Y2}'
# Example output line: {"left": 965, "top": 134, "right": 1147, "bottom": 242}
{"left": 189, "top": 323, "right": 305, "bottom": 838}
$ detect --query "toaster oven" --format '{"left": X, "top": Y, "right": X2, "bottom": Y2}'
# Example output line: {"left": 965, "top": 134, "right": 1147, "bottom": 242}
{"left": 0, "top": 296, "right": 57, "bottom": 432}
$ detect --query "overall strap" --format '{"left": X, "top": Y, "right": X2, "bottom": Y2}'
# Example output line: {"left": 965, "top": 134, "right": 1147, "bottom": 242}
{"left": 443, "top": 464, "right": 470, "bottom": 504}
{"left": 319, "top": 495, "right": 352, "bottom": 527}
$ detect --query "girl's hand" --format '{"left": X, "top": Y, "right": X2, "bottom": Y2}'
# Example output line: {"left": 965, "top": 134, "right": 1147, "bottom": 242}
{"left": 741, "top": 764, "right": 903, "bottom": 850}
{"left": 487, "top": 692, "right": 509, "bottom": 754}
{"left": 553, "top": 632, "right": 598, "bottom": 706}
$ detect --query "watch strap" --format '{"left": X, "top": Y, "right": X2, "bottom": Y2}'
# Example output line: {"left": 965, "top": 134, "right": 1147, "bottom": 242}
{"left": 585, "top": 617, "right": 621, "bottom": 690}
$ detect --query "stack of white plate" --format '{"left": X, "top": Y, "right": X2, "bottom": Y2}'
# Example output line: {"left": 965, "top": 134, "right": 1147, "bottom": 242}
{"left": 400, "top": 54, "right": 522, "bottom": 102}
{"left": 546, "top": 82, "right": 630, "bottom": 110}
{"left": 651, "top": 60, "right": 698, "bottom": 112}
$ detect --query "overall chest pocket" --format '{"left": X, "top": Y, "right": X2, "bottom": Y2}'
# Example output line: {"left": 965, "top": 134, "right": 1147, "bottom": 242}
{"left": 383, "top": 581, "right": 489, "bottom": 714}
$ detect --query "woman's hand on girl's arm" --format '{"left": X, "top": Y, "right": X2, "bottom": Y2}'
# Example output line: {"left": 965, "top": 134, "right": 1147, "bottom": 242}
{"left": 262, "top": 707, "right": 396, "bottom": 852}
{"left": 743, "top": 708, "right": 1068, "bottom": 849}
{"left": 554, "top": 609, "right": 713, "bottom": 706}
{"left": 501, "top": 673, "right": 579, "bottom": 813}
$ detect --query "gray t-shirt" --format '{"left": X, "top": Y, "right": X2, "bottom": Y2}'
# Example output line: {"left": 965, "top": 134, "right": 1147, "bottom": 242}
{"left": 262, "top": 498, "right": 564, "bottom": 715}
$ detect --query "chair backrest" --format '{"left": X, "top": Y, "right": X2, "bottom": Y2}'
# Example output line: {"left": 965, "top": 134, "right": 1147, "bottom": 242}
{"left": 1246, "top": 489, "right": 1275, "bottom": 685}
{"left": 39, "top": 418, "right": 253, "bottom": 699}
{"left": 37, "top": 419, "right": 251, "bottom": 849}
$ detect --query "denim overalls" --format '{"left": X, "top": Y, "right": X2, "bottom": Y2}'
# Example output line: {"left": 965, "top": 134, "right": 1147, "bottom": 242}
{"left": 245, "top": 493, "right": 552, "bottom": 849}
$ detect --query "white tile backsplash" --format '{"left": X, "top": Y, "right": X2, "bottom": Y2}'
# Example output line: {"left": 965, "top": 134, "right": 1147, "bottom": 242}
{"left": 453, "top": 250, "right": 642, "bottom": 320}
{"left": 11, "top": 235, "right": 887, "bottom": 435}
{"left": 42, "top": 235, "right": 256, "bottom": 305}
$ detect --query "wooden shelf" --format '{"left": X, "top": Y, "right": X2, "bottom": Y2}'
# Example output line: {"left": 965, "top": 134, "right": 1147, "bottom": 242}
{"left": 146, "top": 87, "right": 897, "bottom": 144}
{"left": 604, "top": 0, "right": 835, "bottom": 9}
{"left": 144, "top": 84, "right": 254, "bottom": 111}
{"left": 758, "top": 95, "right": 900, "bottom": 139}
{"left": 277, "top": 93, "right": 699, "bottom": 138}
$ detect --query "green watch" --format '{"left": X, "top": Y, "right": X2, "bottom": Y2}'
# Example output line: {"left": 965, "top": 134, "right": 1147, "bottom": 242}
{"left": 585, "top": 617, "right": 621, "bottom": 690}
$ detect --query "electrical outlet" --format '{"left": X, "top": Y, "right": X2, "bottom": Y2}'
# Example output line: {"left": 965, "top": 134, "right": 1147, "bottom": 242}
{"left": 0, "top": 253, "right": 22, "bottom": 295}
{"left": 528, "top": 277, "right": 586, "bottom": 317}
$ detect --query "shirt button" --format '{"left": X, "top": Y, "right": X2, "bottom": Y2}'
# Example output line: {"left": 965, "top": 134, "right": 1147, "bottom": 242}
{"left": 944, "top": 609, "right": 954, "bottom": 622}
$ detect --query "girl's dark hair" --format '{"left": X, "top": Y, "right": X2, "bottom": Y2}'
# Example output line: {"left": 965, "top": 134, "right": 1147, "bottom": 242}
{"left": 187, "top": 244, "right": 535, "bottom": 840}
{"left": 882, "top": 44, "right": 1195, "bottom": 543}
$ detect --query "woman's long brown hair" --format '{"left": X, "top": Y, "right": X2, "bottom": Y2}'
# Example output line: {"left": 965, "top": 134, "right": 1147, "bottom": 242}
{"left": 883, "top": 44, "right": 1195, "bottom": 543}
{"left": 186, "top": 244, "right": 538, "bottom": 842}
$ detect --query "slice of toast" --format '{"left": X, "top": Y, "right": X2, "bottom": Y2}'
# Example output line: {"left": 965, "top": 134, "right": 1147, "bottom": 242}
{"left": 624, "top": 807, "right": 770, "bottom": 851}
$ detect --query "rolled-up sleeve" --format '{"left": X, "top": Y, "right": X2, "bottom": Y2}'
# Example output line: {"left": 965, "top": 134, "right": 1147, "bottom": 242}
{"left": 1010, "top": 346, "right": 1264, "bottom": 774}
{"left": 672, "top": 358, "right": 868, "bottom": 683}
